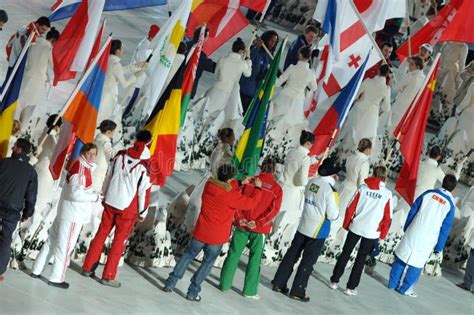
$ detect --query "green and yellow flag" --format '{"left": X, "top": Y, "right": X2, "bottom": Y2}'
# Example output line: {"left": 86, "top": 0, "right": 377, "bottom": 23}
{"left": 232, "top": 39, "right": 285, "bottom": 178}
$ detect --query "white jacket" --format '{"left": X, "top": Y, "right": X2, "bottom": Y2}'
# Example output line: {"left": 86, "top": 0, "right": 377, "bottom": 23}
{"left": 102, "top": 145, "right": 152, "bottom": 220}
{"left": 132, "top": 37, "right": 152, "bottom": 88}
{"left": 415, "top": 158, "right": 445, "bottom": 199}
{"left": 395, "top": 188, "right": 455, "bottom": 268}
{"left": 94, "top": 133, "right": 117, "bottom": 180}
{"left": 58, "top": 155, "right": 99, "bottom": 224}
{"left": 24, "top": 38, "right": 53, "bottom": 82}
{"left": 209, "top": 142, "right": 233, "bottom": 178}
{"left": 338, "top": 151, "right": 370, "bottom": 212}
{"left": 276, "top": 61, "right": 317, "bottom": 98}
{"left": 298, "top": 176, "right": 339, "bottom": 239}
{"left": 214, "top": 52, "right": 252, "bottom": 94}
{"left": 344, "top": 177, "right": 393, "bottom": 239}
{"left": 280, "top": 145, "right": 311, "bottom": 188}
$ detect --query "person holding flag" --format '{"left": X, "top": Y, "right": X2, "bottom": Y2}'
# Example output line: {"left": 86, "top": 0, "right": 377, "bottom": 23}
{"left": 283, "top": 25, "right": 319, "bottom": 70}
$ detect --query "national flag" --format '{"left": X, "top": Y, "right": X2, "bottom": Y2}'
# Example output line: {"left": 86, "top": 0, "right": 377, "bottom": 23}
{"left": 140, "top": 0, "right": 192, "bottom": 118}
{"left": 395, "top": 55, "right": 441, "bottom": 205}
{"left": 232, "top": 38, "right": 284, "bottom": 178}
{"left": 49, "top": 0, "right": 167, "bottom": 21}
{"left": 181, "top": 26, "right": 206, "bottom": 126}
{"left": 354, "top": 0, "right": 406, "bottom": 33}
{"left": 438, "top": 0, "right": 474, "bottom": 44}
{"left": 52, "top": 0, "right": 105, "bottom": 85}
{"left": 187, "top": 0, "right": 269, "bottom": 56}
{"left": 85, "top": 18, "right": 105, "bottom": 70}
{"left": 145, "top": 64, "right": 185, "bottom": 186}
{"left": 0, "top": 50, "right": 29, "bottom": 157}
{"left": 311, "top": 0, "right": 380, "bottom": 115}
{"left": 396, "top": 0, "right": 464, "bottom": 62}
{"left": 310, "top": 52, "right": 370, "bottom": 156}
{"left": 49, "top": 38, "right": 112, "bottom": 179}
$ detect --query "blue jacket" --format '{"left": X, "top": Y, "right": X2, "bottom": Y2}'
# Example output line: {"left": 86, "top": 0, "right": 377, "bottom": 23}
{"left": 284, "top": 35, "right": 309, "bottom": 70}
{"left": 240, "top": 46, "right": 272, "bottom": 97}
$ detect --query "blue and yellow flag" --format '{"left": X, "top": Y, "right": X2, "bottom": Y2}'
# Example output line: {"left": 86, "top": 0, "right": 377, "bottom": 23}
{"left": 233, "top": 40, "right": 284, "bottom": 178}
{"left": 0, "top": 51, "right": 28, "bottom": 157}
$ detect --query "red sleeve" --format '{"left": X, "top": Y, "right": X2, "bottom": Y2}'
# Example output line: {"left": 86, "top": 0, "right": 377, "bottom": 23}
{"left": 343, "top": 192, "right": 360, "bottom": 230}
{"left": 228, "top": 187, "right": 262, "bottom": 211}
{"left": 255, "top": 188, "right": 283, "bottom": 228}
{"left": 378, "top": 199, "right": 392, "bottom": 240}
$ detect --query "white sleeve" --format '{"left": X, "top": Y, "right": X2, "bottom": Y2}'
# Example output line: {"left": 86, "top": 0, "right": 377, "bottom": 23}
{"left": 276, "top": 67, "right": 292, "bottom": 87}
{"left": 68, "top": 174, "right": 97, "bottom": 202}
{"left": 242, "top": 59, "right": 252, "bottom": 77}
{"left": 297, "top": 156, "right": 311, "bottom": 187}
{"left": 137, "top": 168, "right": 152, "bottom": 219}
{"left": 113, "top": 62, "right": 137, "bottom": 89}
{"left": 101, "top": 157, "right": 117, "bottom": 194}
{"left": 381, "top": 86, "right": 391, "bottom": 114}
{"left": 358, "top": 161, "right": 370, "bottom": 187}
{"left": 326, "top": 190, "right": 339, "bottom": 221}
{"left": 102, "top": 139, "right": 117, "bottom": 164}
{"left": 308, "top": 72, "right": 317, "bottom": 91}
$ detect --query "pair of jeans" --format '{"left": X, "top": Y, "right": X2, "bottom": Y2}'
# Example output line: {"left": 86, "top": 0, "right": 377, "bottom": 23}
{"left": 165, "top": 238, "right": 222, "bottom": 298}
{"left": 272, "top": 231, "right": 325, "bottom": 297}
{"left": 0, "top": 216, "right": 18, "bottom": 274}
{"left": 463, "top": 248, "right": 474, "bottom": 289}
{"left": 330, "top": 230, "right": 376, "bottom": 290}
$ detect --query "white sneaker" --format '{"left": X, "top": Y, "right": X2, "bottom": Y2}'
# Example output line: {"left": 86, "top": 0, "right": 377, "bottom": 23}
{"left": 329, "top": 282, "right": 338, "bottom": 290}
{"left": 344, "top": 288, "right": 358, "bottom": 296}
{"left": 403, "top": 290, "right": 417, "bottom": 298}
{"left": 244, "top": 294, "right": 260, "bottom": 300}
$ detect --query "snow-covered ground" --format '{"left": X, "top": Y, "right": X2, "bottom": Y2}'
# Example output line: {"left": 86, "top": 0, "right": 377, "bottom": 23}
{"left": 0, "top": 1, "right": 472, "bottom": 314}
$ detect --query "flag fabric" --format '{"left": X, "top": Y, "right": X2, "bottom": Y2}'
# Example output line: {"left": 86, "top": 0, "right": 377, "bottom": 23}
{"left": 52, "top": 0, "right": 105, "bottom": 85}
{"left": 145, "top": 64, "right": 185, "bottom": 186}
{"left": 396, "top": 0, "right": 463, "bottom": 62}
{"left": 49, "top": 0, "right": 167, "bottom": 21}
{"left": 354, "top": 0, "right": 406, "bottom": 33}
{"left": 438, "top": 0, "right": 474, "bottom": 44}
{"left": 312, "top": 0, "right": 380, "bottom": 115}
{"left": 395, "top": 56, "right": 440, "bottom": 205}
{"left": 181, "top": 26, "right": 206, "bottom": 126}
{"left": 85, "top": 18, "right": 105, "bottom": 70}
{"left": 141, "top": 0, "right": 192, "bottom": 118}
{"left": 310, "top": 52, "right": 370, "bottom": 156}
{"left": 232, "top": 38, "right": 284, "bottom": 178}
{"left": 187, "top": 0, "right": 268, "bottom": 56}
{"left": 49, "top": 38, "right": 112, "bottom": 179}
{"left": 0, "top": 51, "right": 28, "bottom": 158}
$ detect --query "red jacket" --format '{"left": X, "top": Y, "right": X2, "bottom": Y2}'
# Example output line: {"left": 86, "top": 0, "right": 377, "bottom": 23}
{"left": 234, "top": 173, "right": 283, "bottom": 234}
{"left": 193, "top": 177, "right": 262, "bottom": 245}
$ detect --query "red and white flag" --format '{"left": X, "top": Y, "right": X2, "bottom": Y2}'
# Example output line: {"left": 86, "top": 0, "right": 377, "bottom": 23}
{"left": 52, "top": 0, "right": 105, "bottom": 85}
{"left": 354, "top": 0, "right": 406, "bottom": 33}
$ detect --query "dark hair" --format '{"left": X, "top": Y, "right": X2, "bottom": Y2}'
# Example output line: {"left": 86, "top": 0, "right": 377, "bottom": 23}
{"left": 217, "top": 164, "right": 236, "bottom": 182}
{"left": 410, "top": 56, "right": 424, "bottom": 70}
{"left": 442, "top": 174, "right": 457, "bottom": 192}
{"left": 429, "top": 146, "right": 442, "bottom": 159}
{"left": 304, "top": 25, "right": 319, "bottom": 35}
{"left": 178, "top": 41, "right": 187, "bottom": 55}
{"left": 46, "top": 114, "right": 62, "bottom": 129}
{"left": 99, "top": 120, "right": 117, "bottom": 133}
{"left": 358, "top": 138, "right": 372, "bottom": 152}
{"left": 110, "top": 39, "right": 123, "bottom": 55}
{"left": 46, "top": 27, "right": 60, "bottom": 41}
{"left": 0, "top": 9, "right": 8, "bottom": 23}
{"left": 35, "top": 16, "right": 51, "bottom": 27}
{"left": 373, "top": 165, "right": 387, "bottom": 180}
{"left": 136, "top": 130, "right": 152, "bottom": 143}
{"left": 380, "top": 42, "right": 393, "bottom": 49}
{"left": 217, "top": 128, "right": 234, "bottom": 142}
{"left": 260, "top": 30, "right": 279, "bottom": 53}
{"left": 15, "top": 138, "right": 32, "bottom": 155}
{"left": 299, "top": 45, "right": 312, "bottom": 60}
{"left": 300, "top": 130, "right": 315, "bottom": 145}
{"left": 232, "top": 38, "right": 246, "bottom": 53}
{"left": 379, "top": 64, "right": 390, "bottom": 77}
{"left": 261, "top": 157, "right": 276, "bottom": 174}
{"left": 80, "top": 143, "right": 97, "bottom": 155}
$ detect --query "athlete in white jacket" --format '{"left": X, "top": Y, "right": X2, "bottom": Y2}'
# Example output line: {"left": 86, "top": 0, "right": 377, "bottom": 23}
{"left": 389, "top": 175, "right": 457, "bottom": 297}
{"left": 330, "top": 166, "right": 393, "bottom": 296}
{"left": 31, "top": 144, "right": 101, "bottom": 289}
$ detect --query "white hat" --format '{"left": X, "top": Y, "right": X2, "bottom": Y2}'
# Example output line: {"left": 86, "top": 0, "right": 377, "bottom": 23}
{"left": 420, "top": 43, "right": 433, "bottom": 54}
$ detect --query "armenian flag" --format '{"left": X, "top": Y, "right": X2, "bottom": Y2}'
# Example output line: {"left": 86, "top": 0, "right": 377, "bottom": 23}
{"left": 232, "top": 38, "right": 284, "bottom": 178}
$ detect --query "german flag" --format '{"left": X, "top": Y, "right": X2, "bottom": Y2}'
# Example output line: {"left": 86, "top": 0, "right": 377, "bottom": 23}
{"left": 233, "top": 38, "right": 285, "bottom": 178}
{"left": 145, "top": 63, "right": 185, "bottom": 186}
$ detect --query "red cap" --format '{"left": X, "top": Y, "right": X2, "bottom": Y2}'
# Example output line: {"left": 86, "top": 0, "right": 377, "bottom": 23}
{"left": 148, "top": 24, "right": 160, "bottom": 39}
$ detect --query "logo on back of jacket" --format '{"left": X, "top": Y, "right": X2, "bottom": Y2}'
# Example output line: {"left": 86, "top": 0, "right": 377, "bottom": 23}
{"left": 366, "top": 191, "right": 382, "bottom": 199}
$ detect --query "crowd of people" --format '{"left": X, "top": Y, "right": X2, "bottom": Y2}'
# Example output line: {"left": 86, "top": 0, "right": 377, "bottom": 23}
{"left": 0, "top": 0, "right": 473, "bottom": 308}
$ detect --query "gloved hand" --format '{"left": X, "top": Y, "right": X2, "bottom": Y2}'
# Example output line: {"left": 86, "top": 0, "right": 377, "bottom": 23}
{"left": 135, "top": 70, "right": 145, "bottom": 78}
{"left": 96, "top": 193, "right": 104, "bottom": 203}
{"left": 310, "top": 155, "right": 319, "bottom": 165}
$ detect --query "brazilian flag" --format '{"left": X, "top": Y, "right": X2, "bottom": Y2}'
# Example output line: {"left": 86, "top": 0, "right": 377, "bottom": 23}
{"left": 233, "top": 39, "right": 285, "bottom": 178}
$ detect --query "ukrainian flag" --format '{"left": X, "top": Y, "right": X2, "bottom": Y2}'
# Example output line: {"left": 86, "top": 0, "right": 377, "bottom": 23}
{"left": 0, "top": 51, "right": 28, "bottom": 158}
{"left": 233, "top": 39, "right": 285, "bottom": 178}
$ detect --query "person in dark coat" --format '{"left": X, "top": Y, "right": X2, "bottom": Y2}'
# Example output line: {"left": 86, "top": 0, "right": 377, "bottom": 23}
{"left": 240, "top": 30, "right": 279, "bottom": 114}
{"left": 0, "top": 138, "right": 38, "bottom": 281}
{"left": 283, "top": 25, "right": 319, "bottom": 70}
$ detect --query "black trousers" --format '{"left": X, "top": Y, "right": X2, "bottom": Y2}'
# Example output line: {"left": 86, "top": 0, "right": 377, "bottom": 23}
{"left": 0, "top": 216, "right": 18, "bottom": 274}
{"left": 330, "top": 230, "right": 376, "bottom": 290}
{"left": 240, "top": 93, "right": 254, "bottom": 116}
{"left": 272, "top": 231, "right": 325, "bottom": 297}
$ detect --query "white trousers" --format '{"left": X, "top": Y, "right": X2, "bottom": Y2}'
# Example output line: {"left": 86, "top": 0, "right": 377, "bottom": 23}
{"left": 32, "top": 217, "right": 82, "bottom": 283}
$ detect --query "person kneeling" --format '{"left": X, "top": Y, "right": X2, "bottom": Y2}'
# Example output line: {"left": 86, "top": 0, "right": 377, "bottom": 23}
{"left": 272, "top": 158, "right": 340, "bottom": 302}
{"left": 163, "top": 164, "right": 262, "bottom": 302}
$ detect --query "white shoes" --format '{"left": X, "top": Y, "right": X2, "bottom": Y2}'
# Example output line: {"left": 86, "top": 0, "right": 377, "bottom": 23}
{"left": 329, "top": 282, "right": 338, "bottom": 290}
{"left": 244, "top": 294, "right": 261, "bottom": 300}
{"left": 403, "top": 290, "right": 417, "bottom": 298}
{"left": 344, "top": 288, "right": 358, "bottom": 296}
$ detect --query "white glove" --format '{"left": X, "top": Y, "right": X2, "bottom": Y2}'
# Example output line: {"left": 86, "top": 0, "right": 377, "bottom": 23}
{"left": 96, "top": 193, "right": 104, "bottom": 203}
{"left": 310, "top": 155, "right": 319, "bottom": 165}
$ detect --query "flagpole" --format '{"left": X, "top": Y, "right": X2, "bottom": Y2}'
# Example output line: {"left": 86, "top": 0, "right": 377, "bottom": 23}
{"left": 246, "top": 0, "right": 271, "bottom": 58}
{"left": 384, "top": 53, "right": 441, "bottom": 164}
{"left": 406, "top": 0, "right": 412, "bottom": 57}
{"left": 0, "top": 33, "right": 35, "bottom": 102}
{"left": 349, "top": 0, "right": 389, "bottom": 65}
